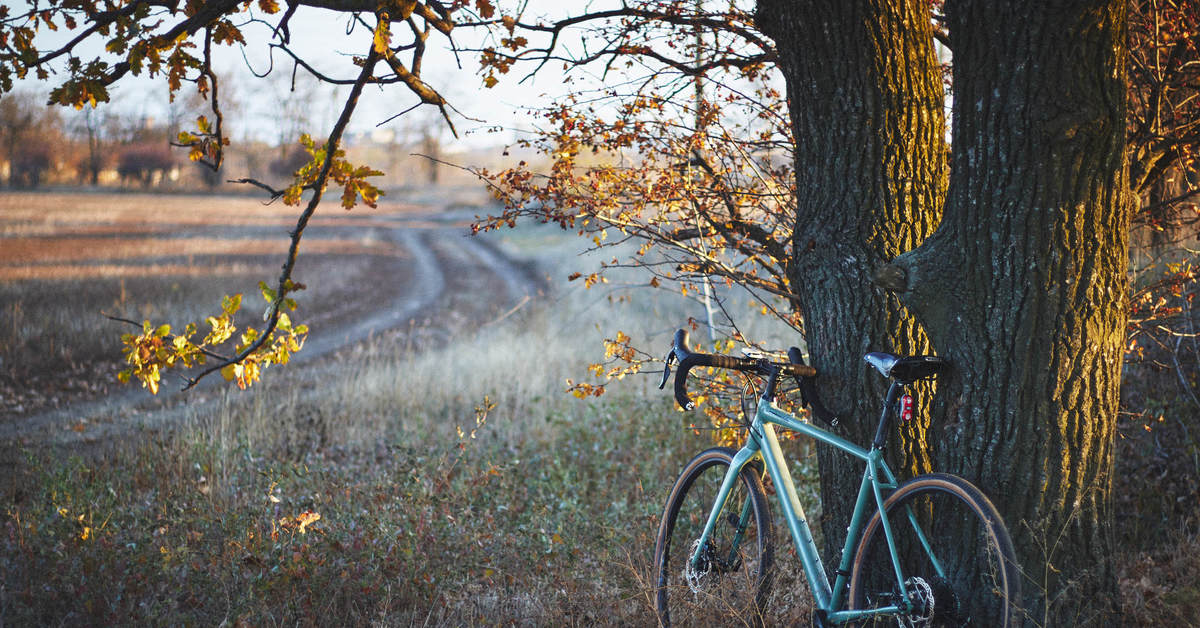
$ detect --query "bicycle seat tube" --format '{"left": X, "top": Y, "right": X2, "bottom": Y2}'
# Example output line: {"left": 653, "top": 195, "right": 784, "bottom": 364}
{"left": 871, "top": 381, "right": 904, "bottom": 450}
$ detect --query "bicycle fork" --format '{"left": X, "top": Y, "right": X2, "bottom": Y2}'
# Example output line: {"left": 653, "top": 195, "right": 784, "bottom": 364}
{"left": 687, "top": 445, "right": 761, "bottom": 575}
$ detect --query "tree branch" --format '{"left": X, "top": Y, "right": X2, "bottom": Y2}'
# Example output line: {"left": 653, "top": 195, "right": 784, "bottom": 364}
{"left": 183, "top": 43, "right": 382, "bottom": 390}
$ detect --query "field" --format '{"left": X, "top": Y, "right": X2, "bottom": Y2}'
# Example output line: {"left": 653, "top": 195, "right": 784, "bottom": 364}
{"left": 0, "top": 189, "right": 820, "bottom": 624}
{"left": 1, "top": 190, "right": 1198, "bottom": 625}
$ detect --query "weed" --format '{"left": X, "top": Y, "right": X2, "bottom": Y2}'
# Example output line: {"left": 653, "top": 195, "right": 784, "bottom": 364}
{"left": 3, "top": 192, "right": 1197, "bottom": 624}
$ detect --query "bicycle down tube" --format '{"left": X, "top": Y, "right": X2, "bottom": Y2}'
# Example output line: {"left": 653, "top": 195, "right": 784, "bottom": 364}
{"left": 659, "top": 329, "right": 1017, "bottom": 626}
{"left": 687, "top": 396, "right": 913, "bottom": 623}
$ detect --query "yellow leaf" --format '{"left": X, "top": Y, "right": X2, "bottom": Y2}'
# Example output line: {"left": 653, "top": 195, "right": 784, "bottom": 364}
{"left": 373, "top": 18, "right": 390, "bottom": 55}
{"left": 297, "top": 511, "right": 321, "bottom": 534}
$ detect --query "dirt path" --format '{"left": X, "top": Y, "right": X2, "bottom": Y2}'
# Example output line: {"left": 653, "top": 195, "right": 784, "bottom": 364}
{"left": 0, "top": 204, "right": 542, "bottom": 447}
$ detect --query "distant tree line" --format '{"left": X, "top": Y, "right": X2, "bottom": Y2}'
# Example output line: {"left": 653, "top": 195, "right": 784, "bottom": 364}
{"left": 0, "top": 90, "right": 180, "bottom": 188}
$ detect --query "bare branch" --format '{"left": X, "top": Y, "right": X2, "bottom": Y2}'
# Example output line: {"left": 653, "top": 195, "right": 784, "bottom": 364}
{"left": 228, "top": 178, "right": 288, "bottom": 199}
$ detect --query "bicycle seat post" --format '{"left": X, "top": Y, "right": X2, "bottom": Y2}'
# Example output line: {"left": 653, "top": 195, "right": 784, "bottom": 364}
{"left": 872, "top": 381, "right": 904, "bottom": 450}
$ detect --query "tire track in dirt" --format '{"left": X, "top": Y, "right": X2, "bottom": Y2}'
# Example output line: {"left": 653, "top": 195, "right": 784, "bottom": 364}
{"left": 297, "top": 227, "right": 445, "bottom": 360}
{"left": 0, "top": 211, "right": 541, "bottom": 447}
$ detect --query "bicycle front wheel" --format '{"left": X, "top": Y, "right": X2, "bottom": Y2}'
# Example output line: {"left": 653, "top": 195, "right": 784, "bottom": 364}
{"left": 654, "top": 447, "right": 774, "bottom": 627}
{"left": 848, "top": 473, "right": 1021, "bottom": 627}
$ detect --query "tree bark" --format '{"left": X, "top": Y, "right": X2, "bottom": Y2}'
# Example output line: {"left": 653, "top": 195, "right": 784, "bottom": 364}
{"left": 884, "top": 0, "right": 1128, "bottom": 622}
{"left": 760, "top": 0, "right": 1127, "bottom": 622}
{"left": 755, "top": 0, "right": 947, "bottom": 558}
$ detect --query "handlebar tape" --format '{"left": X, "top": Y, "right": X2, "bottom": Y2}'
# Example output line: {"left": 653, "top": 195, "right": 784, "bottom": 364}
{"left": 788, "top": 346, "right": 837, "bottom": 426}
{"left": 673, "top": 330, "right": 755, "bottom": 409}
{"left": 670, "top": 329, "right": 814, "bottom": 410}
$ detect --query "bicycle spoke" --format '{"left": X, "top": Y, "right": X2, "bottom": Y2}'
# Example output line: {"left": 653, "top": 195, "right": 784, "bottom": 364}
{"left": 655, "top": 448, "right": 774, "bottom": 627}
{"left": 849, "top": 474, "right": 1020, "bottom": 628}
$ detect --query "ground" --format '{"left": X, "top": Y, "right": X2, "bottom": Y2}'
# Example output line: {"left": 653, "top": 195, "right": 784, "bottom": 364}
{"left": 0, "top": 188, "right": 543, "bottom": 449}
{"left": 2, "top": 189, "right": 1197, "bottom": 625}
{"left": 0, "top": 188, "right": 708, "bottom": 625}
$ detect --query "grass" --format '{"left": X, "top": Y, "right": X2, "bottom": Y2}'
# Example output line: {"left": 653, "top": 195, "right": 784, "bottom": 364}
{"left": 0, "top": 190, "right": 811, "bottom": 624}
{"left": 2, "top": 391, "right": 681, "bottom": 624}
{"left": 0, "top": 190, "right": 407, "bottom": 378}
{"left": 2, "top": 191, "right": 1199, "bottom": 625}
{"left": 0, "top": 276, "right": 815, "bottom": 624}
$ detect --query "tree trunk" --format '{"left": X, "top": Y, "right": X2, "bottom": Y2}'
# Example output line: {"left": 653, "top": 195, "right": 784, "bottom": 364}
{"left": 760, "top": 0, "right": 1127, "bottom": 622}
{"left": 88, "top": 129, "right": 102, "bottom": 186}
{"left": 883, "top": 1, "right": 1128, "bottom": 622}
{"left": 755, "top": 0, "right": 947, "bottom": 558}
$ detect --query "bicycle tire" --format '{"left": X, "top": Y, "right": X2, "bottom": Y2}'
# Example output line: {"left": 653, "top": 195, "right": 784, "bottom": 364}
{"left": 848, "top": 473, "right": 1020, "bottom": 627}
{"left": 654, "top": 447, "right": 774, "bottom": 627}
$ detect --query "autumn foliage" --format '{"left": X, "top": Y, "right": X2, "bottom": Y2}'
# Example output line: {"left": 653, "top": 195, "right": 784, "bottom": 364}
{"left": 2, "top": 0, "right": 1198, "bottom": 404}
{"left": 117, "top": 284, "right": 308, "bottom": 394}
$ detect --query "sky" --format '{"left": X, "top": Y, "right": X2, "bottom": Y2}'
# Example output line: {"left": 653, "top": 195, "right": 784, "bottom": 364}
{"left": 219, "top": 5, "right": 569, "bottom": 145}
{"left": 15, "top": 2, "right": 589, "bottom": 149}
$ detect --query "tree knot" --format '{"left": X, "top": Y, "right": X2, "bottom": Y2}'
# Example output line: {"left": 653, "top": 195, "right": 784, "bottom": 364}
{"left": 874, "top": 263, "right": 908, "bottom": 293}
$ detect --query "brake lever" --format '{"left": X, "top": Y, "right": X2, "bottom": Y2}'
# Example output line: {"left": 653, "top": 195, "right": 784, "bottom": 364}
{"left": 659, "top": 348, "right": 678, "bottom": 390}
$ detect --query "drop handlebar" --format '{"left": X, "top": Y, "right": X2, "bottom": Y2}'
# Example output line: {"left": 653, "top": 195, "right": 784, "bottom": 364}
{"left": 658, "top": 329, "right": 817, "bottom": 411}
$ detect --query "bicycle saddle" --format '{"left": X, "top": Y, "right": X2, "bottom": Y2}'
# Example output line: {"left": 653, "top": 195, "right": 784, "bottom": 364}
{"left": 864, "top": 352, "right": 948, "bottom": 383}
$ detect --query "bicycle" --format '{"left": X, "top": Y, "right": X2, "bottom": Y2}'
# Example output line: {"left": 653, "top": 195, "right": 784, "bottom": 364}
{"left": 653, "top": 329, "right": 1020, "bottom": 627}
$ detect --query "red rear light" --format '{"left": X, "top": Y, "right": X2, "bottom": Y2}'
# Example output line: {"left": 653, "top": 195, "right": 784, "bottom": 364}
{"left": 900, "top": 394, "right": 914, "bottom": 423}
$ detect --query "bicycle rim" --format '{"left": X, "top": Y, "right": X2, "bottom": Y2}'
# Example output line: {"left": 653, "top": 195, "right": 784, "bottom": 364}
{"left": 654, "top": 447, "right": 774, "bottom": 627}
{"left": 848, "top": 473, "right": 1020, "bottom": 627}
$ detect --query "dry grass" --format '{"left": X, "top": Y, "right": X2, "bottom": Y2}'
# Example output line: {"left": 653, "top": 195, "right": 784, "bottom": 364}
{"left": 2, "top": 191, "right": 1198, "bottom": 625}
{"left": 0, "top": 192, "right": 419, "bottom": 389}
{"left": 1119, "top": 530, "right": 1200, "bottom": 626}
{"left": 0, "top": 271, "right": 706, "bottom": 625}
{"left": 0, "top": 190, "right": 724, "bottom": 624}
{"left": 0, "top": 236, "right": 402, "bottom": 268}
{"left": 0, "top": 191, "right": 434, "bottom": 232}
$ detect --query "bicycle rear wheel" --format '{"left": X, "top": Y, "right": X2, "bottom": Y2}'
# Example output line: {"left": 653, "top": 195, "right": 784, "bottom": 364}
{"left": 848, "top": 473, "right": 1020, "bottom": 627}
{"left": 654, "top": 447, "right": 774, "bottom": 627}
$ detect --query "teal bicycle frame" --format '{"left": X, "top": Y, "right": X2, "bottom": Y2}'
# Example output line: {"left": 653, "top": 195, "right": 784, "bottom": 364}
{"left": 688, "top": 390, "right": 930, "bottom": 624}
